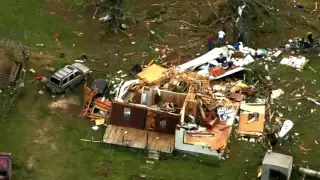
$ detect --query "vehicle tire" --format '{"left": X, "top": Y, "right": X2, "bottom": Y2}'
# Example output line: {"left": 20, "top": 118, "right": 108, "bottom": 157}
{"left": 65, "top": 87, "right": 71, "bottom": 94}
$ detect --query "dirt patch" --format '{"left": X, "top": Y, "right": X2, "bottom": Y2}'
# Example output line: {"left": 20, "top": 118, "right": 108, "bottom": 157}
{"left": 49, "top": 95, "right": 81, "bottom": 116}
{"left": 50, "top": 143, "right": 58, "bottom": 151}
{"left": 96, "top": 162, "right": 109, "bottom": 177}
{"left": 27, "top": 155, "right": 35, "bottom": 170}
{"left": 33, "top": 118, "right": 53, "bottom": 145}
{"left": 33, "top": 117, "right": 59, "bottom": 152}
{"left": 30, "top": 52, "right": 55, "bottom": 67}
{"left": 49, "top": 95, "right": 80, "bottom": 110}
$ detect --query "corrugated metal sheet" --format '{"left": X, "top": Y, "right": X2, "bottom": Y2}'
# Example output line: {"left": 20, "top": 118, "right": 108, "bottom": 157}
{"left": 109, "top": 101, "right": 146, "bottom": 129}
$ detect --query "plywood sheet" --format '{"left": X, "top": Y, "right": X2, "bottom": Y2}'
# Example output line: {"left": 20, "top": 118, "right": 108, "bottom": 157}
{"left": 137, "top": 64, "right": 168, "bottom": 83}
{"left": 103, "top": 125, "right": 147, "bottom": 149}
{"left": 157, "top": 90, "right": 187, "bottom": 108}
{"left": 103, "top": 125, "right": 174, "bottom": 153}
{"left": 184, "top": 124, "right": 231, "bottom": 151}
{"left": 238, "top": 113, "right": 264, "bottom": 136}
{"left": 147, "top": 131, "right": 175, "bottom": 153}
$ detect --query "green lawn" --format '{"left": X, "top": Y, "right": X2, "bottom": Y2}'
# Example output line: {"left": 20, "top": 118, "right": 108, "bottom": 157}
{"left": 0, "top": 0, "right": 319, "bottom": 180}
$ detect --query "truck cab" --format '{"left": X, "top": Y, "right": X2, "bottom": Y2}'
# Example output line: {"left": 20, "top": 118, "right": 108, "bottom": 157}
{"left": 0, "top": 153, "right": 11, "bottom": 180}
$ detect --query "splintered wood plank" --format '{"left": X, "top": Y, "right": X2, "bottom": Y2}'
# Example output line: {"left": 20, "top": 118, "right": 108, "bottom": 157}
{"left": 79, "top": 83, "right": 98, "bottom": 117}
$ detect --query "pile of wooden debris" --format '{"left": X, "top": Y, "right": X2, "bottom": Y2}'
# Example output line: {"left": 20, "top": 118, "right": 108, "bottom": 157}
{"left": 79, "top": 83, "right": 111, "bottom": 126}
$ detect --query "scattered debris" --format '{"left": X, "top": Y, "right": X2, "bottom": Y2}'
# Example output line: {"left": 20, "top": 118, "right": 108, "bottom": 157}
{"left": 299, "top": 145, "right": 308, "bottom": 151}
{"left": 92, "top": 126, "right": 99, "bottom": 130}
{"left": 72, "top": 31, "right": 83, "bottom": 36}
{"left": 99, "top": 14, "right": 111, "bottom": 22}
{"left": 308, "top": 66, "right": 317, "bottom": 73}
{"left": 278, "top": 120, "right": 294, "bottom": 138}
{"left": 238, "top": 103, "right": 265, "bottom": 138}
{"left": 271, "top": 89, "right": 284, "bottom": 99}
{"left": 280, "top": 56, "right": 309, "bottom": 71}
{"left": 306, "top": 97, "right": 320, "bottom": 105}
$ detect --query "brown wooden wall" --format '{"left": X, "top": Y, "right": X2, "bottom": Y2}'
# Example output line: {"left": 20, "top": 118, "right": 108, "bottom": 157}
{"left": 154, "top": 113, "right": 180, "bottom": 134}
{"left": 109, "top": 101, "right": 180, "bottom": 134}
{"left": 109, "top": 101, "right": 147, "bottom": 129}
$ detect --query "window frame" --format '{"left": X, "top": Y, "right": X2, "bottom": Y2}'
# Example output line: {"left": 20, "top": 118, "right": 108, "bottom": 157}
{"left": 122, "top": 107, "right": 131, "bottom": 121}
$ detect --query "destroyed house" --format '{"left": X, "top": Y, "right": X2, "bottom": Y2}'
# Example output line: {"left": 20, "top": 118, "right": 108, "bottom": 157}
{"left": 174, "top": 99, "right": 238, "bottom": 158}
{"left": 103, "top": 86, "right": 187, "bottom": 154}
{"left": 103, "top": 63, "right": 247, "bottom": 158}
{"left": 104, "top": 85, "right": 236, "bottom": 158}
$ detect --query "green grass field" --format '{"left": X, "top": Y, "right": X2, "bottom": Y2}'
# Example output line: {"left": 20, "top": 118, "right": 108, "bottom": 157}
{"left": 0, "top": 0, "right": 319, "bottom": 180}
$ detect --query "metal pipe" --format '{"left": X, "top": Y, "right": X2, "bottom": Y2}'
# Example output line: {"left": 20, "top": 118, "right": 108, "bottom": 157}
{"left": 299, "top": 167, "right": 320, "bottom": 179}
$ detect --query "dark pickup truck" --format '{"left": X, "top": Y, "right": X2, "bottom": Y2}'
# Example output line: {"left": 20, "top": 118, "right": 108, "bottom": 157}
{"left": 0, "top": 153, "right": 11, "bottom": 180}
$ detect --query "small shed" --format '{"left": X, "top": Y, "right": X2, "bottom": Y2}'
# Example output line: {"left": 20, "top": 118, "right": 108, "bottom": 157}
{"left": 261, "top": 152, "right": 293, "bottom": 180}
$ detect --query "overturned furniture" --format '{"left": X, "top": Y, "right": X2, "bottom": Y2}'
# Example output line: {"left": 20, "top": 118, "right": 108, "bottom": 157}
{"left": 261, "top": 152, "right": 293, "bottom": 180}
